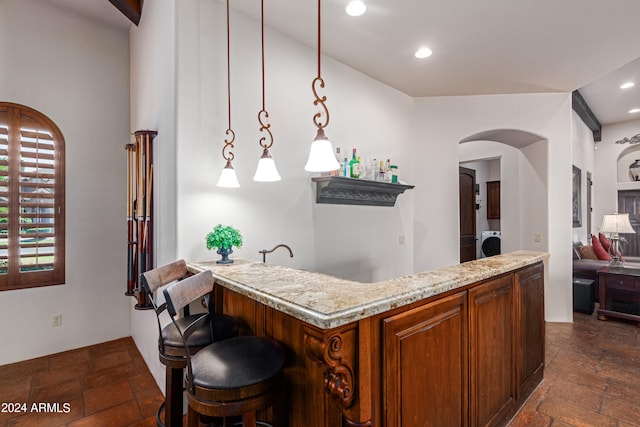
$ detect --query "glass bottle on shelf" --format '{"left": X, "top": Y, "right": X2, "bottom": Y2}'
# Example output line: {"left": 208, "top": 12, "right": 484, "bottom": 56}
{"left": 369, "top": 158, "right": 377, "bottom": 180}
{"left": 384, "top": 159, "right": 392, "bottom": 182}
{"left": 333, "top": 147, "right": 341, "bottom": 177}
{"left": 350, "top": 149, "right": 361, "bottom": 178}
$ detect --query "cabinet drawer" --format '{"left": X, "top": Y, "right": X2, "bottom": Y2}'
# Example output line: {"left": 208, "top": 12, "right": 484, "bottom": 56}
{"left": 601, "top": 274, "right": 638, "bottom": 290}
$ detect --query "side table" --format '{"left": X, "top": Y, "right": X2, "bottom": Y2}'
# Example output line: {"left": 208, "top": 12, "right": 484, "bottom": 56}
{"left": 597, "top": 266, "right": 640, "bottom": 326}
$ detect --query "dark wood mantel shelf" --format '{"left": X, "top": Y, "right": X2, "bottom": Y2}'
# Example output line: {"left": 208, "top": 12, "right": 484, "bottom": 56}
{"left": 311, "top": 176, "right": 415, "bottom": 207}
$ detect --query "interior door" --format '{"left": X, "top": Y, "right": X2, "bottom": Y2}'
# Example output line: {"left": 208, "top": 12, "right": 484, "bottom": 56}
{"left": 617, "top": 190, "right": 640, "bottom": 256}
{"left": 459, "top": 167, "right": 477, "bottom": 262}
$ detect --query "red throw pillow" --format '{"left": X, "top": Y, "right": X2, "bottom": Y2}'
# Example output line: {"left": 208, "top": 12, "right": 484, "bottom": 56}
{"left": 599, "top": 232, "right": 624, "bottom": 260}
{"left": 599, "top": 233, "right": 612, "bottom": 252}
{"left": 592, "top": 235, "right": 612, "bottom": 260}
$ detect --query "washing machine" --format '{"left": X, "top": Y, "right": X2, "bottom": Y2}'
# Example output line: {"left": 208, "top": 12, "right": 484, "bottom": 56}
{"left": 481, "top": 231, "right": 501, "bottom": 258}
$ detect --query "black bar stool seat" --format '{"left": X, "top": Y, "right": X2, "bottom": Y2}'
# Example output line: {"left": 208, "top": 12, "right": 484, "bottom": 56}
{"left": 160, "top": 313, "right": 239, "bottom": 357}
{"left": 164, "top": 270, "right": 285, "bottom": 427}
{"left": 140, "top": 260, "right": 239, "bottom": 427}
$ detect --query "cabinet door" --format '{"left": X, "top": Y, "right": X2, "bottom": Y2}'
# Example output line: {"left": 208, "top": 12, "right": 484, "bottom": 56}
{"left": 486, "top": 181, "right": 500, "bottom": 219}
{"left": 469, "top": 275, "right": 515, "bottom": 427}
{"left": 515, "top": 262, "right": 545, "bottom": 398}
{"left": 383, "top": 292, "right": 468, "bottom": 427}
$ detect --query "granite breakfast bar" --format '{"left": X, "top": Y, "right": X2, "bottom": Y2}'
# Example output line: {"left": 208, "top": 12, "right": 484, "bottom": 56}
{"left": 188, "top": 250, "right": 547, "bottom": 427}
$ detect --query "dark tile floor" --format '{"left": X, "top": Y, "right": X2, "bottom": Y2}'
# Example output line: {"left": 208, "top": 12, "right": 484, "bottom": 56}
{"left": 0, "top": 308, "right": 638, "bottom": 427}
{"left": 508, "top": 308, "right": 640, "bottom": 427}
{"left": 0, "top": 337, "right": 163, "bottom": 427}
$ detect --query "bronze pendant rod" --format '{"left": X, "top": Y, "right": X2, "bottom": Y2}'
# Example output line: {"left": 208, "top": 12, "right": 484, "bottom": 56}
{"left": 222, "top": 0, "right": 236, "bottom": 163}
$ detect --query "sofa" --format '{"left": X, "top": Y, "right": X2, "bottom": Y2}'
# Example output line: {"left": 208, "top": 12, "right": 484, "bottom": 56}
{"left": 573, "top": 234, "right": 640, "bottom": 300}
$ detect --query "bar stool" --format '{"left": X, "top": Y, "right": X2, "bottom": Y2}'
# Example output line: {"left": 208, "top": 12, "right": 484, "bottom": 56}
{"left": 163, "top": 270, "right": 285, "bottom": 427}
{"left": 140, "top": 260, "right": 239, "bottom": 427}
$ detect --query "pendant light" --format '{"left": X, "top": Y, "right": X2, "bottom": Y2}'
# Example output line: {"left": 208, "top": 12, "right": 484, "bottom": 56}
{"left": 304, "top": 0, "right": 340, "bottom": 172}
{"left": 253, "top": 0, "right": 281, "bottom": 182}
{"left": 217, "top": 0, "right": 240, "bottom": 188}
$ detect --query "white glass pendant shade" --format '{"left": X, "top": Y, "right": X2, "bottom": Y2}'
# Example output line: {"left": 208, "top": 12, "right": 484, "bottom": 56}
{"left": 304, "top": 128, "right": 340, "bottom": 172}
{"left": 216, "top": 161, "right": 240, "bottom": 188}
{"left": 346, "top": 0, "right": 366, "bottom": 16}
{"left": 253, "top": 149, "right": 281, "bottom": 182}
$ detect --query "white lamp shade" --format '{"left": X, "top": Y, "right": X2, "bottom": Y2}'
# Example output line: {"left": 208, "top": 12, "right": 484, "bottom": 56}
{"left": 253, "top": 150, "right": 281, "bottom": 182}
{"left": 600, "top": 213, "right": 636, "bottom": 234}
{"left": 216, "top": 162, "right": 240, "bottom": 188}
{"left": 304, "top": 130, "right": 340, "bottom": 172}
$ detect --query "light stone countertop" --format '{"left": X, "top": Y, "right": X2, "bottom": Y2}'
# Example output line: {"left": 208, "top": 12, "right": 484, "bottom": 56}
{"left": 188, "top": 250, "right": 548, "bottom": 329}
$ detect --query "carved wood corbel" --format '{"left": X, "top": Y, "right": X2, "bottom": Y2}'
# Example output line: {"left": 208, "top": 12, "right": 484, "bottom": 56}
{"left": 304, "top": 326, "right": 356, "bottom": 408}
{"left": 304, "top": 325, "right": 372, "bottom": 426}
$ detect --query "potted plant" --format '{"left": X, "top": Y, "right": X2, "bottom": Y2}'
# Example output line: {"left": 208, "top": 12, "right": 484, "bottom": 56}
{"left": 206, "top": 224, "right": 243, "bottom": 264}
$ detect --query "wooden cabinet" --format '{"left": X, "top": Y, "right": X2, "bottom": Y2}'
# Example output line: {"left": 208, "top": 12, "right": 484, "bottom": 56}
{"left": 469, "top": 274, "right": 515, "bottom": 427}
{"left": 597, "top": 266, "right": 640, "bottom": 324}
{"left": 487, "top": 181, "right": 500, "bottom": 219}
{"left": 213, "top": 261, "right": 544, "bottom": 427}
{"left": 515, "top": 263, "right": 545, "bottom": 398}
{"left": 383, "top": 292, "right": 468, "bottom": 427}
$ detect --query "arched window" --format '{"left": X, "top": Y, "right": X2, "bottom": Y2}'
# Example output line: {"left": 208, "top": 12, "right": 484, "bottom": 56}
{"left": 0, "top": 102, "right": 65, "bottom": 290}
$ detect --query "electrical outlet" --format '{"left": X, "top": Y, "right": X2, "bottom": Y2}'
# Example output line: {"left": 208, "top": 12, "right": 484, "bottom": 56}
{"left": 399, "top": 235, "right": 405, "bottom": 245}
{"left": 52, "top": 314, "right": 62, "bottom": 327}
{"left": 534, "top": 233, "right": 541, "bottom": 243}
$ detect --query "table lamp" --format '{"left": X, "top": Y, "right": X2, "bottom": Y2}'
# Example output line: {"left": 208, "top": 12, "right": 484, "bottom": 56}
{"left": 600, "top": 213, "right": 636, "bottom": 267}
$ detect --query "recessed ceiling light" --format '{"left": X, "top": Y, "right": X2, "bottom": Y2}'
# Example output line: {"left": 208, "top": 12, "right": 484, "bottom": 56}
{"left": 621, "top": 82, "right": 635, "bottom": 89}
{"left": 414, "top": 47, "right": 433, "bottom": 59}
{"left": 630, "top": 108, "right": 640, "bottom": 114}
{"left": 346, "top": 1, "right": 366, "bottom": 17}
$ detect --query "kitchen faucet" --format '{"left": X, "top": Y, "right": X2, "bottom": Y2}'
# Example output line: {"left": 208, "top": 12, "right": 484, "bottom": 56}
{"left": 258, "top": 244, "right": 294, "bottom": 263}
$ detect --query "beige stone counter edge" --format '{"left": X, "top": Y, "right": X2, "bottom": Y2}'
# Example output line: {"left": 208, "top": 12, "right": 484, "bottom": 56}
{"left": 188, "top": 250, "right": 548, "bottom": 329}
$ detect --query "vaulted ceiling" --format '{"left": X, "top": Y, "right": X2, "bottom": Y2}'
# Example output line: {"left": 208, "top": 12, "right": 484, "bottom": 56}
{"left": 52, "top": 0, "right": 640, "bottom": 127}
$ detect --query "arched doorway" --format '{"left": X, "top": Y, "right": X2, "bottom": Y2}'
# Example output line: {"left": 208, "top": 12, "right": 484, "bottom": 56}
{"left": 458, "top": 129, "right": 549, "bottom": 259}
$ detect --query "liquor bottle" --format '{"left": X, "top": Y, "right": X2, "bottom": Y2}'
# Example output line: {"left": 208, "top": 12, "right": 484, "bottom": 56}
{"left": 349, "top": 149, "right": 361, "bottom": 178}
{"left": 357, "top": 155, "right": 364, "bottom": 178}
{"left": 384, "top": 159, "right": 392, "bottom": 182}
{"left": 369, "top": 158, "right": 377, "bottom": 180}
{"left": 343, "top": 157, "right": 350, "bottom": 177}
{"left": 332, "top": 147, "right": 341, "bottom": 177}
{"left": 378, "top": 160, "right": 384, "bottom": 181}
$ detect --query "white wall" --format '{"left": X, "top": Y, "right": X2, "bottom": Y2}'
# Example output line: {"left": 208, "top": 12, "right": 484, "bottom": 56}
{"left": 174, "top": 0, "right": 415, "bottom": 281}
{"left": 0, "top": 0, "right": 131, "bottom": 365}
{"left": 131, "top": 0, "right": 415, "bottom": 390}
{"left": 594, "top": 118, "right": 640, "bottom": 223}
{"left": 571, "top": 110, "right": 595, "bottom": 241}
{"left": 413, "top": 93, "right": 572, "bottom": 322}
{"left": 129, "top": 0, "right": 177, "bottom": 390}
{"left": 519, "top": 140, "right": 549, "bottom": 253}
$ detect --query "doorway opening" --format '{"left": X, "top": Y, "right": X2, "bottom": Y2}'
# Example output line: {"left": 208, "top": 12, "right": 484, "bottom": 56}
{"left": 460, "top": 158, "right": 502, "bottom": 260}
{"left": 458, "top": 129, "right": 549, "bottom": 258}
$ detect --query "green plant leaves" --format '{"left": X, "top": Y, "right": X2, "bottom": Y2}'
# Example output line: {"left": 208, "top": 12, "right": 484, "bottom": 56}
{"left": 205, "top": 224, "right": 243, "bottom": 250}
